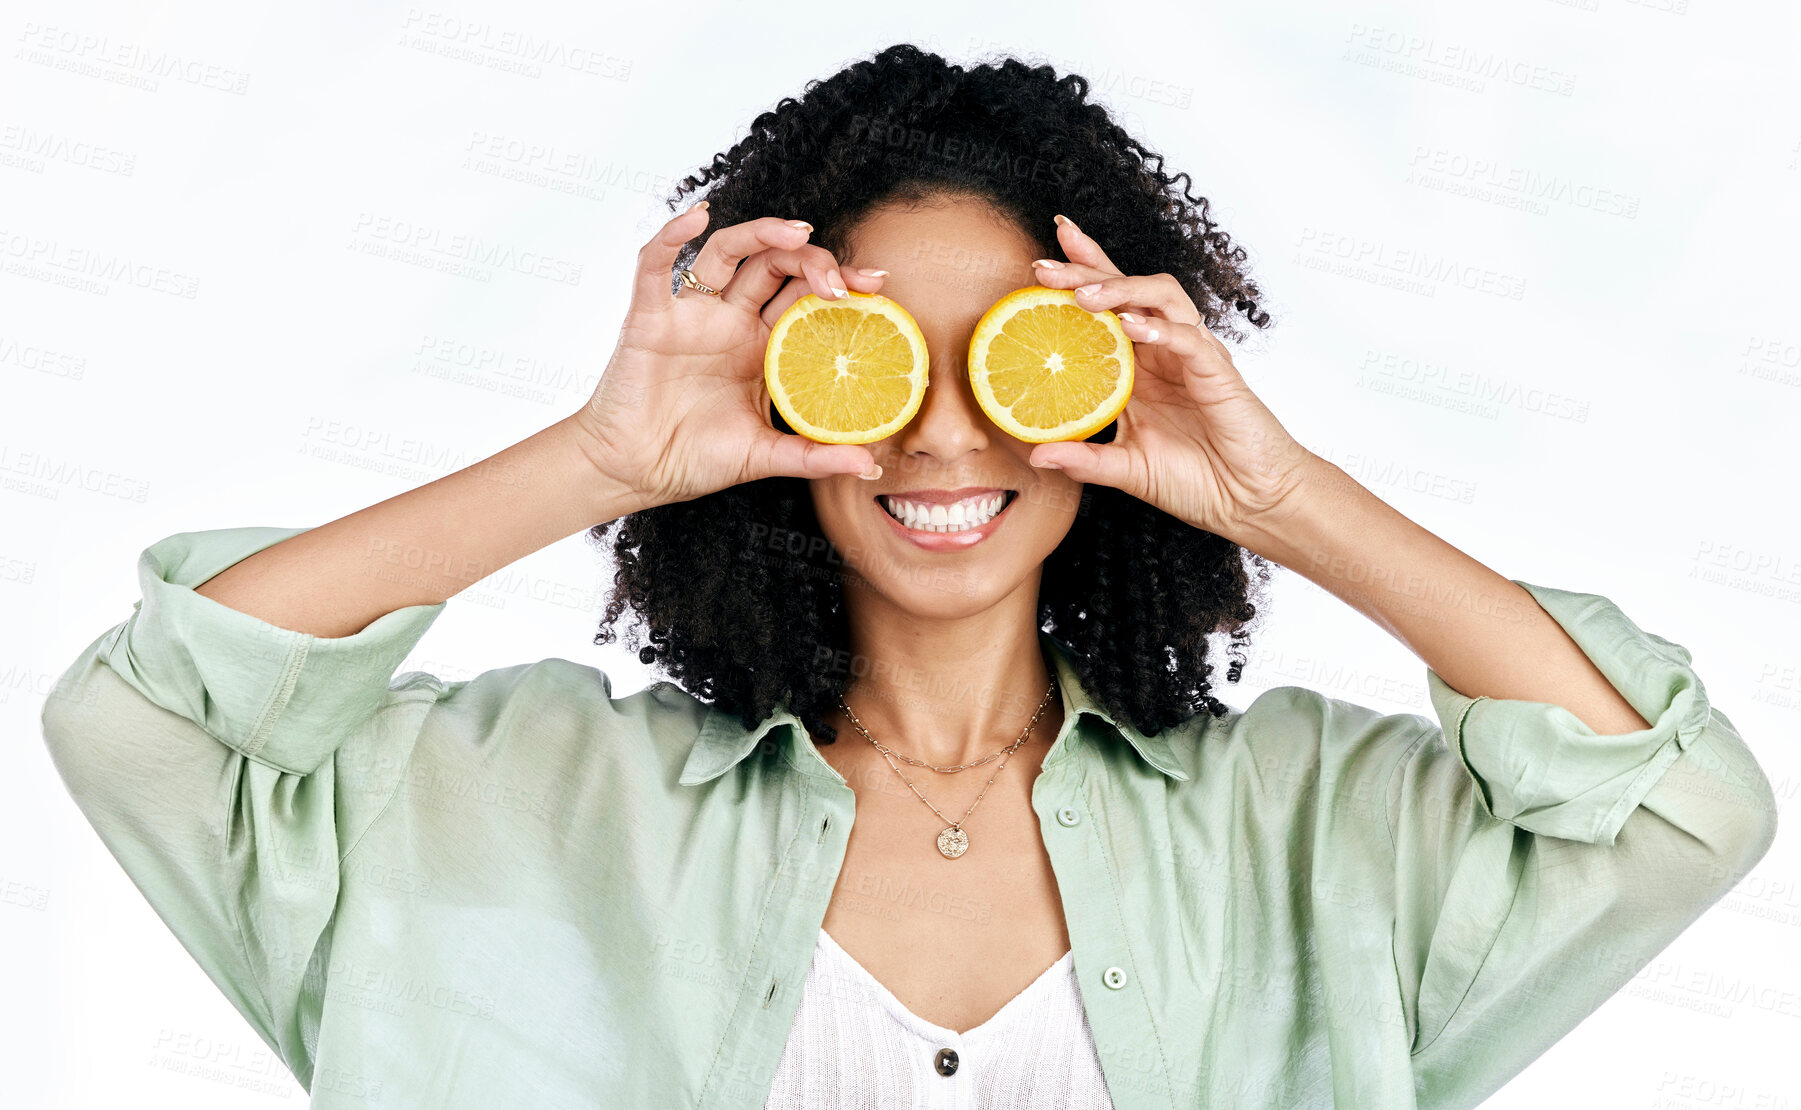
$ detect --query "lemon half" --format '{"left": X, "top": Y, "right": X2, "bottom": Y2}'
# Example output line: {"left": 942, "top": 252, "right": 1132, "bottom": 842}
{"left": 967, "top": 286, "right": 1134, "bottom": 443}
{"left": 765, "top": 291, "right": 930, "bottom": 445}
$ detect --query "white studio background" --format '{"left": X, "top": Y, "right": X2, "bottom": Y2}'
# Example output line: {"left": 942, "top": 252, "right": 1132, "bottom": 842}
{"left": 7, "top": 1, "right": 1798, "bottom": 1106}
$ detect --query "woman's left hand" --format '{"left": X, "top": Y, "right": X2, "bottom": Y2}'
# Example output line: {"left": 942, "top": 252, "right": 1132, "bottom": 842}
{"left": 1026, "top": 216, "right": 1322, "bottom": 542}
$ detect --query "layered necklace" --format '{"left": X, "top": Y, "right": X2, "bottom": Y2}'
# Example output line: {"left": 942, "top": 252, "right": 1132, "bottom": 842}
{"left": 836, "top": 675, "right": 1059, "bottom": 859}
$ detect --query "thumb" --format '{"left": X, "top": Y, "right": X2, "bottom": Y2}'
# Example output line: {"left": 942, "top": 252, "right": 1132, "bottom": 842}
{"left": 754, "top": 431, "right": 883, "bottom": 482}
{"left": 1029, "top": 442, "right": 1136, "bottom": 493}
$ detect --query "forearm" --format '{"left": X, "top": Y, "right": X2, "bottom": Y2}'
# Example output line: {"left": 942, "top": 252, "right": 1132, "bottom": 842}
{"left": 194, "top": 412, "right": 645, "bottom": 639}
{"left": 1234, "top": 457, "right": 1652, "bottom": 736}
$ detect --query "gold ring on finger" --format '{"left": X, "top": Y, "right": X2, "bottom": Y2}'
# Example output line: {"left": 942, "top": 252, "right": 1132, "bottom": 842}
{"left": 678, "top": 268, "right": 724, "bottom": 296}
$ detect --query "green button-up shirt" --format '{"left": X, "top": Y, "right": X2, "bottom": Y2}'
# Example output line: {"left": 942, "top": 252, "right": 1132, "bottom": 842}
{"left": 42, "top": 525, "right": 1778, "bottom": 1109}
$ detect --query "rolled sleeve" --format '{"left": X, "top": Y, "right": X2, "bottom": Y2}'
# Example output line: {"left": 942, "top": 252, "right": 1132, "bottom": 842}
{"left": 1387, "top": 578, "right": 1779, "bottom": 1109}
{"left": 1426, "top": 578, "right": 1713, "bottom": 847}
{"left": 42, "top": 524, "right": 453, "bottom": 1087}
{"left": 98, "top": 525, "right": 447, "bottom": 775}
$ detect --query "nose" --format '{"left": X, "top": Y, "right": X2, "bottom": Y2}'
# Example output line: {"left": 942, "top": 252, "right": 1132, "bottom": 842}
{"left": 891, "top": 351, "right": 993, "bottom": 463}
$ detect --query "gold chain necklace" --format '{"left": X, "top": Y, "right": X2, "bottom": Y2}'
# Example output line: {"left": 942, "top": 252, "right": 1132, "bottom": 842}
{"left": 859, "top": 730, "right": 1015, "bottom": 775}
{"left": 837, "top": 677, "right": 1058, "bottom": 859}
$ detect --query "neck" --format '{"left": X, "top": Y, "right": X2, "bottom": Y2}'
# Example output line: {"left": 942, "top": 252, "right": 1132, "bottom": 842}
{"left": 831, "top": 623, "right": 1065, "bottom": 770}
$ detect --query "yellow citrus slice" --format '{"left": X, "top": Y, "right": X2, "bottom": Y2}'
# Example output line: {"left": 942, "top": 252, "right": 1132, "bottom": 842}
{"left": 967, "top": 286, "right": 1134, "bottom": 443}
{"left": 765, "top": 291, "right": 930, "bottom": 445}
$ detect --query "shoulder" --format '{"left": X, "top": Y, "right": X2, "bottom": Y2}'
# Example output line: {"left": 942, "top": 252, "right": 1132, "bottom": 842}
{"left": 1228, "top": 683, "right": 1435, "bottom": 745}
{"left": 406, "top": 657, "right": 710, "bottom": 777}
{"left": 1193, "top": 683, "right": 1437, "bottom": 802}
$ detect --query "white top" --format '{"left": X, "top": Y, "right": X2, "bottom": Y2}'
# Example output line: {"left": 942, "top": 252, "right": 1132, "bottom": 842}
{"left": 763, "top": 928, "right": 1116, "bottom": 1108}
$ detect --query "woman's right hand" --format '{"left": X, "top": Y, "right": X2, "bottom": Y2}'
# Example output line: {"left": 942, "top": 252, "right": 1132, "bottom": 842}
{"left": 572, "top": 203, "right": 889, "bottom": 512}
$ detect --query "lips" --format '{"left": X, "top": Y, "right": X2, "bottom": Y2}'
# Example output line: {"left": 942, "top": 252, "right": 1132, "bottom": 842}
{"left": 877, "top": 490, "right": 1017, "bottom": 533}
{"left": 875, "top": 490, "right": 1022, "bottom": 551}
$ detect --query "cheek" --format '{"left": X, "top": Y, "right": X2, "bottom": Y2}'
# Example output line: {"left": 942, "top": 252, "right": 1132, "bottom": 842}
{"left": 1020, "top": 477, "right": 1083, "bottom": 523}
{"left": 810, "top": 480, "right": 858, "bottom": 526}
{"left": 841, "top": 489, "right": 879, "bottom": 527}
{"left": 817, "top": 488, "right": 879, "bottom": 556}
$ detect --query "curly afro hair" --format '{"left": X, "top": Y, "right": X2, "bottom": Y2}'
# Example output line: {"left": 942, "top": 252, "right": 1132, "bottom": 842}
{"left": 588, "top": 42, "right": 1277, "bottom": 747}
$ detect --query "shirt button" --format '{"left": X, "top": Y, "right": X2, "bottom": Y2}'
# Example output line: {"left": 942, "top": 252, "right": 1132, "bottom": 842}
{"left": 1056, "top": 806, "right": 1081, "bottom": 827}
{"left": 934, "top": 1047, "right": 960, "bottom": 1076}
{"left": 1102, "top": 966, "right": 1128, "bottom": 990}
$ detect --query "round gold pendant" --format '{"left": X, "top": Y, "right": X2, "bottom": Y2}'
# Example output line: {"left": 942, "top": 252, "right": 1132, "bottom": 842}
{"left": 936, "top": 826, "right": 969, "bottom": 859}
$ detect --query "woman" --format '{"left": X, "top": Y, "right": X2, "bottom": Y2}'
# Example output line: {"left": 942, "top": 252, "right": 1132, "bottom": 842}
{"left": 43, "top": 44, "right": 1777, "bottom": 1109}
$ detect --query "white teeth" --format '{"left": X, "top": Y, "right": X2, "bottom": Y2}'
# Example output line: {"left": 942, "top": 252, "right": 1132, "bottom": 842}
{"left": 880, "top": 493, "right": 1010, "bottom": 533}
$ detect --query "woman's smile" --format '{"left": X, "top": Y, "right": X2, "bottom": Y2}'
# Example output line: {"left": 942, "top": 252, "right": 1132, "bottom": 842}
{"left": 875, "top": 487, "right": 1020, "bottom": 549}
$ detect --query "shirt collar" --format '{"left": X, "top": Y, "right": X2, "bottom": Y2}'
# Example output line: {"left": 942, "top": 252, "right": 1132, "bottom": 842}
{"left": 678, "top": 630, "right": 1191, "bottom": 786}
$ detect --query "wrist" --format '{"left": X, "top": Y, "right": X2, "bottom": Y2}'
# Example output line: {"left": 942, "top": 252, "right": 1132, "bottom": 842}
{"left": 550, "top": 412, "right": 651, "bottom": 525}
{"left": 1230, "top": 453, "right": 1369, "bottom": 572}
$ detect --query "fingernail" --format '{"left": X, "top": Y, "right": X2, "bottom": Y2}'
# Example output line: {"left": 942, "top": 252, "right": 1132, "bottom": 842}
{"left": 1033, "top": 259, "right": 1062, "bottom": 270}
{"left": 1055, "top": 214, "right": 1080, "bottom": 234}
{"left": 827, "top": 271, "right": 848, "bottom": 297}
{"left": 696, "top": 200, "right": 709, "bottom": 210}
{"left": 1076, "top": 282, "right": 1103, "bottom": 297}
{"left": 859, "top": 463, "right": 884, "bottom": 480}
{"left": 1032, "top": 458, "right": 1063, "bottom": 469}
{"left": 857, "top": 268, "right": 888, "bottom": 277}
{"left": 786, "top": 219, "right": 813, "bottom": 230}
